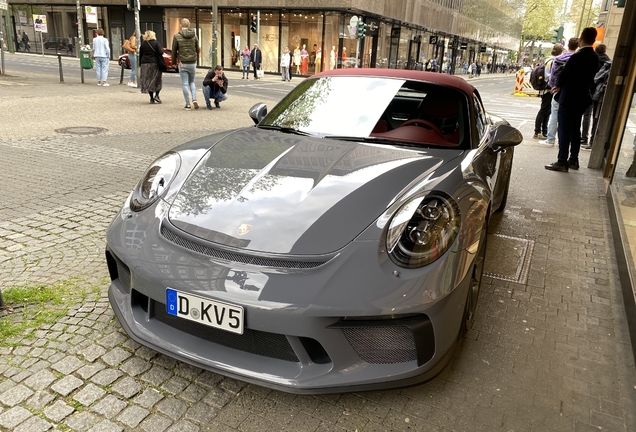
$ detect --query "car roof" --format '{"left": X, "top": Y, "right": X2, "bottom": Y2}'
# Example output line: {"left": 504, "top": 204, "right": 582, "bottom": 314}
{"left": 313, "top": 69, "right": 477, "bottom": 97}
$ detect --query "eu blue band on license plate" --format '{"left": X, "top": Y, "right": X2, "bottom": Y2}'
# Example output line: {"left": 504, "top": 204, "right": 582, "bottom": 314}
{"left": 165, "top": 288, "right": 244, "bottom": 334}
{"left": 166, "top": 288, "right": 179, "bottom": 316}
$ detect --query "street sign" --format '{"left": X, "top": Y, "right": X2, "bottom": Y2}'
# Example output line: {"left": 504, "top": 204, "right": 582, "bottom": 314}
{"left": 429, "top": 35, "right": 438, "bottom": 45}
{"left": 460, "top": 43, "right": 467, "bottom": 50}
{"left": 0, "top": 0, "right": 8, "bottom": 11}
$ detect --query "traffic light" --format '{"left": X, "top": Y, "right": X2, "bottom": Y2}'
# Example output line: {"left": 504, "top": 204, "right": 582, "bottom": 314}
{"left": 250, "top": 16, "right": 257, "bottom": 33}
{"left": 356, "top": 20, "right": 367, "bottom": 39}
{"left": 127, "top": 0, "right": 134, "bottom": 11}
{"left": 551, "top": 26, "right": 564, "bottom": 44}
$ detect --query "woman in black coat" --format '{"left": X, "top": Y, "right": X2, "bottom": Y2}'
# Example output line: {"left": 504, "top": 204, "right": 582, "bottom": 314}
{"left": 139, "top": 30, "right": 164, "bottom": 104}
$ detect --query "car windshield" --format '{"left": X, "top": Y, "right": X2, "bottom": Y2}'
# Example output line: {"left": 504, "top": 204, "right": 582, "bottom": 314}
{"left": 260, "top": 76, "right": 470, "bottom": 149}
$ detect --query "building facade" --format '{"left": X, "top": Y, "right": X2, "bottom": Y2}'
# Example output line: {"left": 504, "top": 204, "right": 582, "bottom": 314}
{"left": 5, "top": 0, "right": 523, "bottom": 74}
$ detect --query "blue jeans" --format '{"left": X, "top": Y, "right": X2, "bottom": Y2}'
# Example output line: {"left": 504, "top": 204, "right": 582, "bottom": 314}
{"left": 242, "top": 64, "right": 250, "bottom": 77}
{"left": 546, "top": 96, "right": 559, "bottom": 143}
{"left": 203, "top": 86, "right": 228, "bottom": 106}
{"left": 95, "top": 57, "right": 109, "bottom": 82}
{"left": 128, "top": 53, "right": 136, "bottom": 82}
{"left": 179, "top": 63, "right": 197, "bottom": 104}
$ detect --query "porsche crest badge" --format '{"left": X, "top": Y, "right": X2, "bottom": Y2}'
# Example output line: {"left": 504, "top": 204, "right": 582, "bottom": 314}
{"left": 237, "top": 224, "right": 252, "bottom": 236}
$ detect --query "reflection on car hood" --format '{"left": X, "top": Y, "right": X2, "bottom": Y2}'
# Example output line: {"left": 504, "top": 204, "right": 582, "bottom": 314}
{"left": 168, "top": 128, "right": 458, "bottom": 255}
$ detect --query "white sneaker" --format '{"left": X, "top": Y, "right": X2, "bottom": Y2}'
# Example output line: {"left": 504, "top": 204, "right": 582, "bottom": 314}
{"left": 102, "top": 82, "right": 110, "bottom": 87}
{"left": 538, "top": 139, "right": 554, "bottom": 146}
{"left": 131, "top": 83, "right": 137, "bottom": 88}
{"left": 97, "top": 82, "right": 101, "bottom": 86}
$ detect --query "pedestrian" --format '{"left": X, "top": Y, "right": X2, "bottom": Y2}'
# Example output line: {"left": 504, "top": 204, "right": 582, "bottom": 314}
{"left": 202, "top": 65, "right": 228, "bottom": 109}
{"left": 287, "top": 48, "right": 293, "bottom": 81}
{"left": 22, "top": 32, "right": 30, "bottom": 52}
{"left": 240, "top": 45, "right": 250, "bottom": 79}
{"left": 533, "top": 44, "right": 563, "bottom": 140}
{"left": 15, "top": 31, "right": 22, "bottom": 52}
{"left": 92, "top": 29, "right": 110, "bottom": 86}
{"left": 545, "top": 28, "right": 599, "bottom": 172}
{"left": 139, "top": 30, "right": 164, "bottom": 104}
{"left": 250, "top": 44, "right": 262, "bottom": 80}
{"left": 281, "top": 47, "right": 291, "bottom": 81}
{"left": 581, "top": 44, "right": 611, "bottom": 149}
{"left": 124, "top": 32, "right": 138, "bottom": 88}
{"left": 539, "top": 38, "right": 578, "bottom": 147}
{"left": 67, "top": 35, "right": 75, "bottom": 55}
{"left": 172, "top": 18, "right": 200, "bottom": 110}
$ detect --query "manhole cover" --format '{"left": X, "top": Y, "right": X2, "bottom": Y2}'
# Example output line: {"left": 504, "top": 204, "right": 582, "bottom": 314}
{"left": 484, "top": 234, "right": 534, "bottom": 284}
{"left": 55, "top": 126, "right": 108, "bottom": 135}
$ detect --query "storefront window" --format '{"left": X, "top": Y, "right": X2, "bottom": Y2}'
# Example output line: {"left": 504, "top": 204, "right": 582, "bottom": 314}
{"left": 375, "top": 22, "right": 392, "bottom": 68}
{"left": 397, "top": 26, "right": 412, "bottom": 70}
{"left": 258, "top": 11, "right": 280, "bottom": 73}
{"left": 340, "top": 14, "right": 358, "bottom": 69}
{"left": 323, "top": 12, "right": 339, "bottom": 72}
{"left": 194, "top": 9, "right": 219, "bottom": 68}
{"left": 222, "top": 11, "right": 248, "bottom": 70}
{"left": 283, "top": 11, "right": 323, "bottom": 75}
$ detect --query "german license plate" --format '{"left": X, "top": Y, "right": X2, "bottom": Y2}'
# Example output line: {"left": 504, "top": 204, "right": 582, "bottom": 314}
{"left": 166, "top": 288, "right": 244, "bottom": 334}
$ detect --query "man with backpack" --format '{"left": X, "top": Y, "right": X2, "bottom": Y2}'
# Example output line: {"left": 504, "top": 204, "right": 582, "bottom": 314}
{"left": 545, "top": 28, "right": 600, "bottom": 172}
{"left": 581, "top": 44, "right": 611, "bottom": 149}
{"left": 531, "top": 44, "right": 563, "bottom": 139}
{"left": 538, "top": 38, "right": 579, "bottom": 147}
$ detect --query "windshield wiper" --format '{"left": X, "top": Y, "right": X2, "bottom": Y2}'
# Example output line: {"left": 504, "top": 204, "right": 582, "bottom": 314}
{"left": 257, "top": 125, "right": 313, "bottom": 136}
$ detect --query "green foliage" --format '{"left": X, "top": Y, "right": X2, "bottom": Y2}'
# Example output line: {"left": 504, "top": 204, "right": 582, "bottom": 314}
{"left": 521, "top": 0, "right": 565, "bottom": 43}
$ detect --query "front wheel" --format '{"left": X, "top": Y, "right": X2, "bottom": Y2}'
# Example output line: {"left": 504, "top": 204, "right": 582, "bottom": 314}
{"left": 462, "top": 221, "right": 488, "bottom": 336}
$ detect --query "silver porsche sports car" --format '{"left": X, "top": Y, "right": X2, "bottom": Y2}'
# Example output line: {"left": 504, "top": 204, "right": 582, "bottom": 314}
{"left": 106, "top": 69, "right": 522, "bottom": 393}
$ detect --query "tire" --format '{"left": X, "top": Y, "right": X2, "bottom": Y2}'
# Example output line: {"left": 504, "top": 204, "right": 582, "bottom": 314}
{"left": 495, "top": 147, "right": 514, "bottom": 212}
{"left": 461, "top": 221, "right": 488, "bottom": 335}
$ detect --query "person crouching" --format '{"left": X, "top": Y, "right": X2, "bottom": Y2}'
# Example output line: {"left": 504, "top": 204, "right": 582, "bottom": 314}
{"left": 202, "top": 65, "right": 228, "bottom": 109}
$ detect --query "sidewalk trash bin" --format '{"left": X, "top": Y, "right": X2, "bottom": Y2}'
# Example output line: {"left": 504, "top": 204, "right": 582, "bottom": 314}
{"left": 80, "top": 50, "right": 93, "bottom": 70}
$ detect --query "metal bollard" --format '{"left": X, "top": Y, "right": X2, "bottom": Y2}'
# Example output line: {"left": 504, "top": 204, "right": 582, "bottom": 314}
{"left": 120, "top": 62, "right": 125, "bottom": 84}
{"left": 57, "top": 53, "right": 64, "bottom": 83}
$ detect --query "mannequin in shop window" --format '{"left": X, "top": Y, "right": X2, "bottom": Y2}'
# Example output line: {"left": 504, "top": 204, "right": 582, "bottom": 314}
{"left": 315, "top": 47, "right": 321, "bottom": 73}
{"left": 330, "top": 46, "right": 336, "bottom": 70}
{"left": 300, "top": 44, "right": 309, "bottom": 74}
{"left": 342, "top": 47, "right": 347, "bottom": 68}
{"left": 294, "top": 45, "right": 301, "bottom": 74}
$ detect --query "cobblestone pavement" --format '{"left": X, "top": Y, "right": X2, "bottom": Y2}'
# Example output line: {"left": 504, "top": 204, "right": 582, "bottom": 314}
{"left": 1, "top": 65, "right": 636, "bottom": 432}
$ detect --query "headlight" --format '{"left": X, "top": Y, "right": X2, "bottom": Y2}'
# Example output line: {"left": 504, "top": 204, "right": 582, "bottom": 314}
{"left": 130, "top": 152, "right": 181, "bottom": 212}
{"left": 386, "top": 194, "right": 460, "bottom": 268}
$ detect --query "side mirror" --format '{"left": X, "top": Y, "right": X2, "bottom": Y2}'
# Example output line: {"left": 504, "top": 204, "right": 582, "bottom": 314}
{"left": 249, "top": 103, "right": 267, "bottom": 124}
{"left": 489, "top": 124, "right": 523, "bottom": 151}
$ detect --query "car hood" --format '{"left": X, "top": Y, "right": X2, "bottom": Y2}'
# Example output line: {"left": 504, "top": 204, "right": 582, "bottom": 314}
{"left": 168, "top": 128, "right": 460, "bottom": 255}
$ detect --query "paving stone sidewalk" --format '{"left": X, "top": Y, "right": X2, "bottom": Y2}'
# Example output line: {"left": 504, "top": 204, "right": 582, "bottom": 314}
{"left": 0, "top": 67, "right": 635, "bottom": 432}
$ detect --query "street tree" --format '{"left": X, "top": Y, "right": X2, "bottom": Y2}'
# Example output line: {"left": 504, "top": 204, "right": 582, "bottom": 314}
{"left": 519, "top": 0, "right": 565, "bottom": 63}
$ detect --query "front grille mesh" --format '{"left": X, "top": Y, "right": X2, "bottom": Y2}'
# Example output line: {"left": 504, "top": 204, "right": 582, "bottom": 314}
{"left": 114, "top": 255, "right": 131, "bottom": 293}
{"left": 161, "top": 224, "right": 327, "bottom": 269}
{"left": 154, "top": 303, "right": 299, "bottom": 362}
{"left": 342, "top": 326, "right": 417, "bottom": 364}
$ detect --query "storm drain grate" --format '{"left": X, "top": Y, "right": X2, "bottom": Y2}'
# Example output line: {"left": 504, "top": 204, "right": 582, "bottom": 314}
{"left": 483, "top": 234, "right": 534, "bottom": 284}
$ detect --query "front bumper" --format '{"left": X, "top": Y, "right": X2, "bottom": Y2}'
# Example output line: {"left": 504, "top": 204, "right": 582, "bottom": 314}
{"left": 105, "top": 201, "right": 474, "bottom": 393}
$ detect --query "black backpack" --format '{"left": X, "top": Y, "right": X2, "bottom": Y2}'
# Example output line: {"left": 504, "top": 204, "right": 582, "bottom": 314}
{"left": 552, "top": 58, "right": 567, "bottom": 84}
{"left": 530, "top": 62, "right": 547, "bottom": 90}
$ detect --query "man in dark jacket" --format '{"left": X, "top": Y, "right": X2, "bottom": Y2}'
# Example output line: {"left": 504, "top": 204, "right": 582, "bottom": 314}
{"left": 545, "top": 27, "right": 599, "bottom": 172}
{"left": 172, "top": 18, "right": 200, "bottom": 109}
{"left": 581, "top": 44, "right": 611, "bottom": 149}
{"left": 250, "top": 44, "right": 262, "bottom": 80}
{"left": 202, "top": 65, "right": 228, "bottom": 109}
